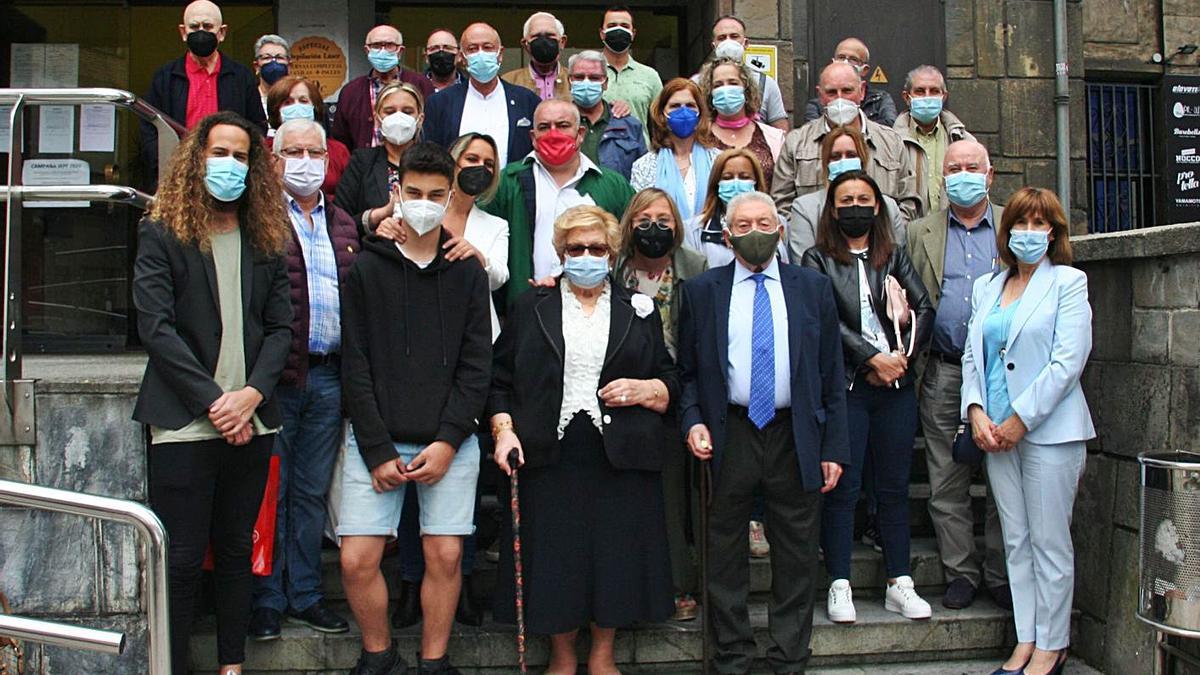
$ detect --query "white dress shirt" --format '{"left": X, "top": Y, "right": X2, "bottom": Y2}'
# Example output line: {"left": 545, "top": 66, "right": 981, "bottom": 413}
{"left": 530, "top": 153, "right": 598, "bottom": 279}
{"left": 727, "top": 257, "right": 791, "bottom": 409}
{"left": 460, "top": 81, "right": 511, "bottom": 167}
{"left": 558, "top": 280, "right": 611, "bottom": 438}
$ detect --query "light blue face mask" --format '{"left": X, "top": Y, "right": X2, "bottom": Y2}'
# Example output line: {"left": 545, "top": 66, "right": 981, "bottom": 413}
{"left": 908, "top": 96, "right": 944, "bottom": 125}
{"left": 717, "top": 178, "right": 756, "bottom": 204}
{"left": 466, "top": 51, "right": 501, "bottom": 83}
{"left": 280, "top": 102, "right": 315, "bottom": 122}
{"left": 570, "top": 80, "right": 603, "bottom": 108}
{"left": 562, "top": 254, "right": 609, "bottom": 288}
{"left": 827, "top": 156, "right": 862, "bottom": 181}
{"left": 367, "top": 48, "right": 399, "bottom": 73}
{"left": 944, "top": 171, "right": 989, "bottom": 208}
{"left": 1008, "top": 229, "right": 1050, "bottom": 265}
{"left": 711, "top": 84, "right": 746, "bottom": 116}
{"left": 204, "top": 156, "right": 249, "bottom": 202}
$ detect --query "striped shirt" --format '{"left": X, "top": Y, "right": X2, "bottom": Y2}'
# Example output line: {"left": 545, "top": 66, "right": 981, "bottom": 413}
{"left": 287, "top": 193, "right": 341, "bottom": 354}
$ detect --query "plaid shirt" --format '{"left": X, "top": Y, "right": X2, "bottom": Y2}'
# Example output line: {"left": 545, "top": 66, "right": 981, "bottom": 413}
{"left": 287, "top": 193, "right": 341, "bottom": 354}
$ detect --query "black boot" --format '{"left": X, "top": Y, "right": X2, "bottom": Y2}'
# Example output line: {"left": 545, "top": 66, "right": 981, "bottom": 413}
{"left": 416, "top": 653, "right": 462, "bottom": 674}
{"left": 454, "top": 575, "right": 483, "bottom": 627}
{"left": 391, "top": 579, "right": 422, "bottom": 629}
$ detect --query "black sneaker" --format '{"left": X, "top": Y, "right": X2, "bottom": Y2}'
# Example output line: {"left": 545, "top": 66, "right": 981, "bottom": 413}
{"left": 349, "top": 646, "right": 408, "bottom": 675}
{"left": 942, "top": 577, "right": 978, "bottom": 610}
{"left": 247, "top": 607, "right": 281, "bottom": 641}
{"left": 289, "top": 601, "right": 350, "bottom": 633}
{"left": 988, "top": 583, "right": 1014, "bottom": 611}
{"left": 416, "top": 653, "right": 462, "bottom": 674}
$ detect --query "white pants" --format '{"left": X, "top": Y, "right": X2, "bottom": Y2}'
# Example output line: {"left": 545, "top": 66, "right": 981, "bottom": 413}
{"left": 986, "top": 439, "right": 1086, "bottom": 650}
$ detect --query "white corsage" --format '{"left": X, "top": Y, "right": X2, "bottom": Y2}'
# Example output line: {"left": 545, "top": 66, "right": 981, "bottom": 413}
{"left": 631, "top": 293, "right": 654, "bottom": 319}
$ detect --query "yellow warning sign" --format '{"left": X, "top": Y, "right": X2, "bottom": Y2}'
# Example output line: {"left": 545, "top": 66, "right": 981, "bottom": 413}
{"left": 869, "top": 65, "right": 888, "bottom": 84}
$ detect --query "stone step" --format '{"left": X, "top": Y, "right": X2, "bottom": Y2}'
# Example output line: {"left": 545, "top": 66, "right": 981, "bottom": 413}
{"left": 190, "top": 597, "right": 1022, "bottom": 673}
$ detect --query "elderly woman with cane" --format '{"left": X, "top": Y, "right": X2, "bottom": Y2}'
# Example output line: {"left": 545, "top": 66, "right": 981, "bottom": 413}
{"left": 489, "top": 205, "right": 677, "bottom": 675}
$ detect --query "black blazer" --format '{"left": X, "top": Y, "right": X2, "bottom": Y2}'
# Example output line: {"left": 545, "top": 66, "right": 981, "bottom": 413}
{"left": 132, "top": 218, "right": 293, "bottom": 431}
{"left": 487, "top": 280, "right": 679, "bottom": 471}
{"left": 335, "top": 146, "right": 392, "bottom": 236}
{"left": 422, "top": 80, "right": 540, "bottom": 164}
{"left": 800, "top": 245, "right": 935, "bottom": 387}
{"left": 677, "top": 262, "right": 850, "bottom": 491}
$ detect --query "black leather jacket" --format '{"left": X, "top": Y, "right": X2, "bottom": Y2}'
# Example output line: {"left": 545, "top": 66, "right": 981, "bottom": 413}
{"left": 800, "top": 245, "right": 934, "bottom": 387}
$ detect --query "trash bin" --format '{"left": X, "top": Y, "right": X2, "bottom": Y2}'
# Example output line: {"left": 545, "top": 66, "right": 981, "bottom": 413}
{"left": 1139, "top": 451, "right": 1200, "bottom": 638}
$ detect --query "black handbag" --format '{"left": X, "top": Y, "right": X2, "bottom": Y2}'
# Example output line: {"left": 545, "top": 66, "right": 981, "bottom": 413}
{"left": 952, "top": 424, "right": 984, "bottom": 465}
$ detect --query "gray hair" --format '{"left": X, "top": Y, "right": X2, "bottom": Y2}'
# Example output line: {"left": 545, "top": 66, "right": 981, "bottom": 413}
{"left": 903, "top": 64, "right": 946, "bottom": 93}
{"left": 273, "top": 119, "right": 327, "bottom": 154}
{"left": 535, "top": 98, "right": 581, "bottom": 127}
{"left": 254, "top": 34, "right": 290, "bottom": 57}
{"left": 726, "top": 191, "right": 778, "bottom": 223}
{"left": 568, "top": 50, "right": 608, "bottom": 75}
{"left": 523, "top": 11, "right": 565, "bottom": 39}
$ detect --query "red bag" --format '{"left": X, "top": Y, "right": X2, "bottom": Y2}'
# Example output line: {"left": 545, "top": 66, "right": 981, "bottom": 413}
{"left": 202, "top": 454, "right": 281, "bottom": 576}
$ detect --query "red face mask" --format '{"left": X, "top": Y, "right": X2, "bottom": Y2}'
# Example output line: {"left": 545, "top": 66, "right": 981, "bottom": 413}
{"left": 534, "top": 128, "right": 578, "bottom": 166}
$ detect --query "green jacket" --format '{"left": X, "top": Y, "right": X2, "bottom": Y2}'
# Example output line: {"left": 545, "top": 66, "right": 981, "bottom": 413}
{"left": 485, "top": 156, "right": 635, "bottom": 306}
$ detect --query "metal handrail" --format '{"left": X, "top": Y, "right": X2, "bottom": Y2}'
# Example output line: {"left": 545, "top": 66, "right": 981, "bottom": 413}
{"left": 0, "top": 614, "right": 124, "bottom": 655}
{"left": 0, "top": 185, "right": 154, "bottom": 210}
{"left": 0, "top": 479, "right": 170, "bottom": 674}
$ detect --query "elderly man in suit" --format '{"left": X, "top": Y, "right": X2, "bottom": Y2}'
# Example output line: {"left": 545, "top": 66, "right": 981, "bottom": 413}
{"left": 906, "top": 139, "right": 1010, "bottom": 612}
{"left": 677, "top": 190, "right": 848, "bottom": 675}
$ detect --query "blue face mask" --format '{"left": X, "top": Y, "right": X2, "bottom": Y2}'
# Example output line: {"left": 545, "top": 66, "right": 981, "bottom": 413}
{"left": 562, "top": 254, "right": 609, "bottom": 288}
{"left": 280, "top": 102, "right": 315, "bottom": 122}
{"left": 666, "top": 106, "right": 700, "bottom": 138}
{"left": 827, "top": 157, "right": 862, "bottom": 181}
{"left": 717, "top": 178, "right": 755, "bottom": 204}
{"left": 570, "top": 80, "right": 603, "bottom": 108}
{"left": 204, "top": 156, "right": 249, "bottom": 202}
{"left": 367, "top": 48, "right": 399, "bottom": 73}
{"left": 909, "top": 96, "right": 944, "bottom": 125}
{"left": 466, "top": 51, "right": 501, "bottom": 83}
{"left": 711, "top": 84, "right": 746, "bottom": 116}
{"left": 259, "top": 61, "right": 289, "bottom": 86}
{"left": 944, "top": 171, "right": 989, "bottom": 208}
{"left": 1008, "top": 229, "right": 1050, "bottom": 265}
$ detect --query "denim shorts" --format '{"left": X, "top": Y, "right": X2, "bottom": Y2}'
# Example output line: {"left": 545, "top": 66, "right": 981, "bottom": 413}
{"left": 335, "top": 428, "right": 480, "bottom": 540}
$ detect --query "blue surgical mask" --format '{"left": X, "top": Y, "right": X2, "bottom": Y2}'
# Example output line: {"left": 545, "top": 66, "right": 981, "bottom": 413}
{"left": 367, "top": 48, "right": 399, "bottom": 73}
{"left": 909, "top": 96, "right": 944, "bottom": 125}
{"left": 827, "top": 157, "right": 862, "bottom": 181}
{"left": 666, "top": 107, "right": 700, "bottom": 138}
{"left": 944, "top": 171, "right": 989, "bottom": 208}
{"left": 204, "top": 156, "right": 249, "bottom": 202}
{"left": 570, "top": 80, "right": 603, "bottom": 108}
{"left": 259, "top": 61, "right": 289, "bottom": 86}
{"left": 280, "top": 102, "right": 315, "bottom": 122}
{"left": 562, "top": 254, "right": 609, "bottom": 288}
{"left": 711, "top": 84, "right": 746, "bottom": 116}
{"left": 717, "top": 178, "right": 755, "bottom": 204}
{"left": 1008, "top": 229, "right": 1050, "bottom": 265}
{"left": 466, "top": 51, "right": 501, "bottom": 83}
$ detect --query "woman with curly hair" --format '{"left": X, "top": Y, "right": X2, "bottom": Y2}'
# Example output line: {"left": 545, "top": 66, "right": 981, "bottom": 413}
{"left": 133, "top": 110, "right": 293, "bottom": 675}
{"left": 699, "top": 57, "right": 786, "bottom": 185}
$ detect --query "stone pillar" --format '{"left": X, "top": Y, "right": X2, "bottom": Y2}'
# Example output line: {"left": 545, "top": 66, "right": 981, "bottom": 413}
{"left": 727, "top": 0, "right": 799, "bottom": 121}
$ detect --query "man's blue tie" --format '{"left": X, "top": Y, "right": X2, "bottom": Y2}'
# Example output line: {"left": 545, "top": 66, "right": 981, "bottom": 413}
{"left": 748, "top": 273, "right": 775, "bottom": 429}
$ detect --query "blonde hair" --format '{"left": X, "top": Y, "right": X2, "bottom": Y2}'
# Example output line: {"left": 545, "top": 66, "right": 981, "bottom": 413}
{"left": 552, "top": 205, "right": 620, "bottom": 259}
{"left": 448, "top": 132, "right": 501, "bottom": 204}
{"left": 373, "top": 82, "right": 425, "bottom": 118}
{"left": 619, "top": 188, "right": 685, "bottom": 258}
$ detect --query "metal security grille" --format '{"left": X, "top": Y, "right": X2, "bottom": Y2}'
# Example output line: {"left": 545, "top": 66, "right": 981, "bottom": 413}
{"left": 1086, "top": 82, "right": 1159, "bottom": 233}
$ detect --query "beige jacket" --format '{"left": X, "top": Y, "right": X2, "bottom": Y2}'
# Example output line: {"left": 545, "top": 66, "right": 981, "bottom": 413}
{"left": 501, "top": 64, "right": 571, "bottom": 101}
{"left": 893, "top": 110, "right": 976, "bottom": 214}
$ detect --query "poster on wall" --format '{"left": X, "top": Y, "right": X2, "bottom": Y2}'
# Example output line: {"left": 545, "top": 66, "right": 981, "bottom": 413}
{"left": 1165, "top": 75, "right": 1200, "bottom": 224}
{"left": 278, "top": 0, "right": 350, "bottom": 101}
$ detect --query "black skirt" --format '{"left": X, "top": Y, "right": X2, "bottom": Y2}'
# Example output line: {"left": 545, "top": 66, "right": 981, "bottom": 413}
{"left": 494, "top": 412, "right": 673, "bottom": 634}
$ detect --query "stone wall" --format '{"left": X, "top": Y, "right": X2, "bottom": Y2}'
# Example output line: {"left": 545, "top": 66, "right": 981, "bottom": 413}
{"left": 1071, "top": 222, "right": 1200, "bottom": 675}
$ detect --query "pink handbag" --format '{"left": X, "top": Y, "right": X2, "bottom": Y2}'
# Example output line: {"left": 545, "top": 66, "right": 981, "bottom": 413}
{"left": 884, "top": 275, "right": 916, "bottom": 357}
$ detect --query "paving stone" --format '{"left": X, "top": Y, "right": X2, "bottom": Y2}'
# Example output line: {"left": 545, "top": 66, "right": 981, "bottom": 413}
{"left": 38, "top": 615, "right": 148, "bottom": 675}
{"left": 1171, "top": 311, "right": 1200, "bottom": 366}
{"left": 1085, "top": 0, "right": 1148, "bottom": 44}
{"left": 974, "top": 0, "right": 1007, "bottom": 78}
{"left": 735, "top": 0, "right": 779, "bottom": 39}
{"left": 1072, "top": 453, "right": 1116, "bottom": 619}
{"left": 1103, "top": 527, "right": 1157, "bottom": 675}
{"left": 99, "top": 520, "right": 143, "bottom": 614}
{"left": 1130, "top": 308, "right": 1170, "bottom": 364}
{"left": 1132, "top": 256, "right": 1200, "bottom": 309}
{"left": 1082, "top": 362, "right": 1171, "bottom": 457}
{"left": 34, "top": 393, "right": 145, "bottom": 500}
{"left": 1080, "top": 261, "right": 1132, "bottom": 362}
{"left": 1171, "top": 367, "right": 1200, "bottom": 452}
{"left": 1000, "top": 79, "right": 1057, "bottom": 158}
{"left": 943, "top": 0, "right": 974, "bottom": 67}
{"left": 0, "top": 445, "right": 31, "bottom": 482}
{"left": 0, "top": 509, "right": 98, "bottom": 615}
{"left": 947, "top": 78, "right": 999, "bottom": 134}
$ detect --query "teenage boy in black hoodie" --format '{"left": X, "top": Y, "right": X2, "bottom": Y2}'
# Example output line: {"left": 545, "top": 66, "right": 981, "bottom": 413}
{"left": 337, "top": 142, "right": 491, "bottom": 675}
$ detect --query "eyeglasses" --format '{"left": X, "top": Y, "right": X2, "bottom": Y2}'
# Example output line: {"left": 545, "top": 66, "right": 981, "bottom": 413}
{"left": 426, "top": 44, "right": 458, "bottom": 54}
{"left": 833, "top": 55, "right": 866, "bottom": 66}
{"left": 279, "top": 147, "right": 328, "bottom": 160}
{"left": 257, "top": 54, "right": 289, "bottom": 64}
{"left": 729, "top": 220, "right": 778, "bottom": 234}
{"left": 633, "top": 219, "right": 672, "bottom": 232}
{"left": 564, "top": 244, "right": 610, "bottom": 257}
{"left": 366, "top": 42, "right": 402, "bottom": 52}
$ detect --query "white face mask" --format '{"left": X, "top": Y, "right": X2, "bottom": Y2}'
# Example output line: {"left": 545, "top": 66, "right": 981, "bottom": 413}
{"left": 380, "top": 111, "right": 419, "bottom": 145}
{"left": 825, "top": 97, "right": 860, "bottom": 127}
{"left": 713, "top": 39, "right": 745, "bottom": 62}
{"left": 397, "top": 194, "right": 450, "bottom": 237}
{"left": 282, "top": 157, "right": 326, "bottom": 197}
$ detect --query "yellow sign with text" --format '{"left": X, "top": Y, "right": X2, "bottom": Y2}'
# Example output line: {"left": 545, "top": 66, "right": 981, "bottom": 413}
{"left": 744, "top": 44, "right": 777, "bottom": 81}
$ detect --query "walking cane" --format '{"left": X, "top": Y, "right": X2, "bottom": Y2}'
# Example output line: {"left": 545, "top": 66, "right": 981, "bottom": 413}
{"left": 507, "top": 449, "right": 528, "bottom": 674}
{"left": 699, "top": 454, "right": 713, "bottom": 675}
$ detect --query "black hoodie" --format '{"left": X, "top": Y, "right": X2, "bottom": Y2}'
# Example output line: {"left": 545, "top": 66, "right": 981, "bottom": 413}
{"left": 341, "top": 230, "right": 492, "bottom": 470}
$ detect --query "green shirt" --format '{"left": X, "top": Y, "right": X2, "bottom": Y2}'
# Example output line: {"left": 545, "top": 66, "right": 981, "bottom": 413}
{"left": 602, "top": 56, "right": 662, "bottom": 143}
{"left": 580, "top": 102, "right": 612, "bottom": 165}
{"left": 914, "top": 121, "right": 948, "bottom": 212}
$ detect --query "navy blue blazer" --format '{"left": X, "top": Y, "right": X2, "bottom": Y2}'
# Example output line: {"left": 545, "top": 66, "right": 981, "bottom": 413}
{"left": 677, "top": 262, "right": 851, "bottom": 491}
{"left": 422, "top": 80, "right": 540, "bottom": 165}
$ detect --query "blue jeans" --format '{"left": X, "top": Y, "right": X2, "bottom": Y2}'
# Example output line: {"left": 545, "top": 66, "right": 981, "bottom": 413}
{"left": 821, "top": 377, "right": 918, "bottom": 580}
{"left": 252, "top": 363, "right": 343, "bottom": 613}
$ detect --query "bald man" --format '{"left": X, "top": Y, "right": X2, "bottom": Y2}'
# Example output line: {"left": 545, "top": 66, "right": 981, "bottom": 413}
{"left": 141, "top": 0, "right": 265, "bottom": 182}
{"left": 422, "top": 23, "right": 541, "bottom": 168}
{"left": 330, "top": 24, "right": 436, "bottom": 150}
{"left": 905, "top": 139, "right": 1010, "bottom": 613}
{"left": 803, "top": 37, "right": 898, "bottom": 126}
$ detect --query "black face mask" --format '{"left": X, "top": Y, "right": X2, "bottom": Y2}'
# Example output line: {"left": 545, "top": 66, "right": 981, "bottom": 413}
{"left": 457, "top": 165, "right": 493, "bottom": 196}
{"left": 835, "top": 205, "right": 875, "bottom": 239}
{"left": 603, "top": 27, "right": 633, "bottom": 54}
{"left": 632, "top": 225, "right": 675, "bottom": 259}
{"left": 427, "top": 50, "right": 457, "bottom": 78}
{"left": 186, "top": 30, "right": 219, "bottom": 58}
{"left": 528, "top": 35, "right": 560, "bottom": 65}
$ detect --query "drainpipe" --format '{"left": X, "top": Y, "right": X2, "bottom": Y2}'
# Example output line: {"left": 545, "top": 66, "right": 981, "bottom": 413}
{"left": 1053, "top": 0, "right": 1071, "bottom": 218}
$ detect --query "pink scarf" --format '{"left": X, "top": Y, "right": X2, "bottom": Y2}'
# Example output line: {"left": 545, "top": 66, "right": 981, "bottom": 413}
{"left": 714, "top": 114, "right": 754, "bottom": 130}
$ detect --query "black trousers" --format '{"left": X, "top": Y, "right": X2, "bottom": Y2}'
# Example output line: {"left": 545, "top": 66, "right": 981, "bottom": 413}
{"left": 708, "top": 407, "right": 822, "bottom": 674}
{"left": 149, "top": 435, "right": 272, "bottom": 672}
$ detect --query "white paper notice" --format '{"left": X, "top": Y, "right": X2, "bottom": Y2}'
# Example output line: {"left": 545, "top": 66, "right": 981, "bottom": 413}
{"left": 79, "top": 104, "right": 115, "bottom": 152}
{"left": 10, "top": 44, "right": 40, "bottom": 87}
{"left": 38, "top": 106, "right": 74, "bottom": 154}
{"left": 0, "top": 106, "right": 11, "bottom": 152}
{"left": 22, "top": 158, "right": 90, "bottom": 208}
{"left": 42, "top": 44, "right": 79, "bottom": 87}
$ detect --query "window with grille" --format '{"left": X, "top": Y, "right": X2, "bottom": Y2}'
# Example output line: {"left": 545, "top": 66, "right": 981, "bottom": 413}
{"left": 1086, "top": 82, "right": 1159, "bottom": 233}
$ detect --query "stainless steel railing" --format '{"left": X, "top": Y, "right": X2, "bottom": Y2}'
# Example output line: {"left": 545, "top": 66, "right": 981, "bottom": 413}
{"left": 0, "top": 185, "right": 154, "bottom": 211}
{"left": 0, "top": 479, "right": 170, "bottom": 674}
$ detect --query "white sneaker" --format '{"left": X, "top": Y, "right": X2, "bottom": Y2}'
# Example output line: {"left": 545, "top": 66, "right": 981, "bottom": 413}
{"left": 885, "top": 576, "right": 932, "bottom": 619}
{"left": 748, "top": 520, "right": 770, "bottom": 558}
{"left": 827, "top": 578, "right": 856, "bottom": 623}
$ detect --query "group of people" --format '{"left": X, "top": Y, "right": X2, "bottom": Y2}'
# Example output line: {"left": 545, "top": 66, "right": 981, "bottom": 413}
{"left": 134, "top": 2, "right": 1096, "bottom": 675}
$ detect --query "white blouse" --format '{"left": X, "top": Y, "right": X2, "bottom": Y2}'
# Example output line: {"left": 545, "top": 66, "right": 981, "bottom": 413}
{"left": 557, "top": 280, "right": 611, "bottom": 439}
{"left": 851, "top": 248, "right": 892, "bottom": 355}
{"left": 463, "top": 206, "right": 510, "bottom": 342}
